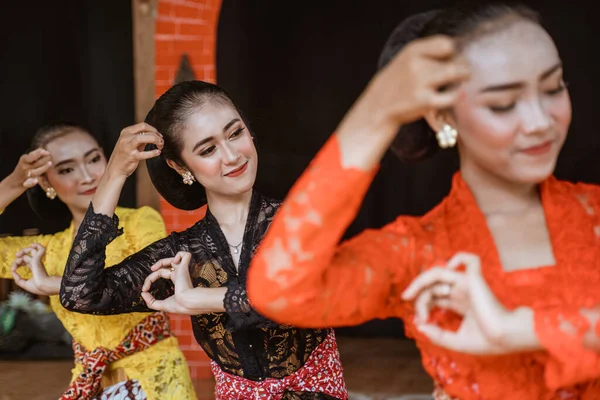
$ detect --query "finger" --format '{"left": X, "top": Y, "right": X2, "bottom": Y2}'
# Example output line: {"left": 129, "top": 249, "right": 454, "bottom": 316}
{"left": 31, "top": 243, "right": 46, "bottom": 256}
{"left": 141, "top": 291, "right": 163, "bottom": 310}
{"left": 11, "top": 258, "right": 25, "bottom": 272}
{"left": 414, "top": 289, "right": 433, "bottom": 324}
{"left": 12, "top": 271, "right": 29, "bottom": 289}
{"left": 402, "top": 267, "right": 461, "bottom": 300}
{"left": 121, "top": 122, "right": 160, "bottom": 137}
{"left": 150, "top": 257, "right": 176, "bottom": 272}
{"left": 426, "top": 89, "right": 463, "bottom": 110}
{"left": 29, "top": 161, "right": 53, "bottom": 177}
{"left": 431, "top": 283, "right": 452, "bottom": 298}
{"left": 447, "top": 252, "right": 481, "bottom": 273}
{"left": 429, "top": 63, "right": 470, "bottom": 88}
{"left": 131, "top": 132, "right": 163, "bottom": 148}
{"left": 173, "top": 251, "right": 191, "bottom": 267}
{"left": 22, "top": 178, "right": 39, "bottom": 188}
{"left": 18, "top": 246, "right": 35, "bottom": 256}
{"left": 429, "top": 296, "right": 465, "bottom": 315}
{"left": 23, "top": 148, "right": 51, "bottom": 164}
{"left": 135, "top": 149, "right": 162, "bottom": 161}
{"left": 142, "top": 269, "right": 172, "bottom": 291}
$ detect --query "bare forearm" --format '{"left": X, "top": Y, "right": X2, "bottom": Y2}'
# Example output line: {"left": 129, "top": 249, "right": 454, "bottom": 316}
{"left": 502, "top": 307, "right": 542, "bottom": 352}
{"left": 334, "top": 82, "right": 400, "bottom": 170}
{"left": 91, "top": 171, "right": 127, "bottom": 217}
{"left": 179, "top": 287, "right": 227, "bottom": 315}
{"left": 40, "top": 276, "right": 62, "bottom": 296}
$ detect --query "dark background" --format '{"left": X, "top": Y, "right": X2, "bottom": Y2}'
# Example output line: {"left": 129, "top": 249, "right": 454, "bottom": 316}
{"left": 1, "top": 0, "right": 599, "bottom": 336}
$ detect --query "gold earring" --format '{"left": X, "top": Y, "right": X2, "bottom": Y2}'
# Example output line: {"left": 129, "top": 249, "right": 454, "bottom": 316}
{"left": 45, "top": 187, "right": 57, "bottom": 200}
{"left": 182, "top": 171, "right": 195, "bottom": 185}
{"left": 436, "top": 124, "right": 458, "bottom": 148}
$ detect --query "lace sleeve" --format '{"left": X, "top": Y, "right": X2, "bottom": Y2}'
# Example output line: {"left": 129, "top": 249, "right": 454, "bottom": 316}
{"left": 59, "top": 204, "right": 176, "bottom": 315}
{"left": 535, "top": 304, "right": 600, "bottom": 389}
{"left": 223, "top": 282, "right": 278, "bottom": 331}
{"left": 247, "top": 135, "right": 418, "bottom": 328}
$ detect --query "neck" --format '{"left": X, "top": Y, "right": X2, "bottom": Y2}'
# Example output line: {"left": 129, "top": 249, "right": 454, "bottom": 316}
{"left": 206, "top": 189, "right": 253, "bottom": 228}
{"left": 460, "top": 161, "right": 540, "bottom": 216}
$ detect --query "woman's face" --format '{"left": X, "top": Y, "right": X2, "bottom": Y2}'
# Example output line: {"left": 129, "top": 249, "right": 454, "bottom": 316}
{"left": 44, "top": 130, "right": 106, "bottom": 212}
{"left": 176, "top": 102, "right": 258, "bottom": 198}
{"left": 448, "top": 20, "right": 571, "bottom": 185}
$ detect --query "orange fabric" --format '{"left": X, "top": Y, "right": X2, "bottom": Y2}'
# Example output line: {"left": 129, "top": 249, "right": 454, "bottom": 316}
{"left": 248, "top": 134, "right": 600, "bottom": 399}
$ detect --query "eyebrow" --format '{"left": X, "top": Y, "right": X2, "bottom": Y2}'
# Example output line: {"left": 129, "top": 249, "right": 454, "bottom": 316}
{"left": 192, "top": 118, "right": 241, "bottom": 152}
{"left": 54, "top": 148, "right": 100, "bottom": 168}
{"left": 479, "top": 62, "right": 563, "bottom": 93}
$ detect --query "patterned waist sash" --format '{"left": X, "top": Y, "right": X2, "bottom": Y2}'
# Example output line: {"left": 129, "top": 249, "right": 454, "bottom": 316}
{"left": 211, "top": 329, "right": 348, "bottom": 400}
{"left": 61, "top": 312, "right": 171, "bottom": 400}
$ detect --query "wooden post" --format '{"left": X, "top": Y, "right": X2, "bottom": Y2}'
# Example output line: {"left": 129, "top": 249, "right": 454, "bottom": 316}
{"left": 132, "top": 0, "right": 160, "bottom": 211}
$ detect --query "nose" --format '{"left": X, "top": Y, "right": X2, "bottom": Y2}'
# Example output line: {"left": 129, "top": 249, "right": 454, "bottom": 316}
{"left": 79, "top": 165, "right": 95, "bottom": 184}
{"left": 222, "top": 142, "right": 241, "bottom": 165}
{"left": 522, "top": 99, "right": 551, "bottom": 135}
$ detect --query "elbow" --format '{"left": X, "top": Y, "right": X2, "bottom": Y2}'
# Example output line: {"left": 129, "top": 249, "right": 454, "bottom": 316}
{"left": 58, "top": 293, "right": 75, "bottom": 311}
{"left": 58, "top": 287, "right": 86, "bottom": 313}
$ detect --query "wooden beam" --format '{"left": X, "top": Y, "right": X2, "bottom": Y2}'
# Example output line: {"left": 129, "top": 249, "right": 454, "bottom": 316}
{"left": 132, "top": 0, "right": 160, "bottom": 211}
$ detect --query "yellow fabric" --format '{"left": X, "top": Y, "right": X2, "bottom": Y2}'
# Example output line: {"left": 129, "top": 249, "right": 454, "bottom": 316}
{"left": 0, "top": 206, "right": 196, "bottom": 400}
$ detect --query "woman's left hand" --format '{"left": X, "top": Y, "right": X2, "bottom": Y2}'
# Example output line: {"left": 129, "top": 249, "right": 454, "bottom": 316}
{"left": 402, "top": 252, "right": 534, "bottom": 355}
{"left": 11, "top": 243, "right": 61, "bottom": 296}
{"left": 141, "top": 251, "right": 198, "bottom": 314}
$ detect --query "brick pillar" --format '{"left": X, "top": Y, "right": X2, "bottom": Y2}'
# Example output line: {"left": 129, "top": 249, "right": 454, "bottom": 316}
{"left": 154, "top": 0, "right": 223, "bottom": 381}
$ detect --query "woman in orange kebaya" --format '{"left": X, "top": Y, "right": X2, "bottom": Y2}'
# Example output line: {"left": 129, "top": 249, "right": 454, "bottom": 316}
{"left": 247, "top": 3, "right": 600, "bottom": 399}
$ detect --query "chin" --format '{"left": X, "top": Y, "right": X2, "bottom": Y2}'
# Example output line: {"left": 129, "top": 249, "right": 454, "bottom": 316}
{"left": 512, "top": 162, "right": 557, "bottom": 184}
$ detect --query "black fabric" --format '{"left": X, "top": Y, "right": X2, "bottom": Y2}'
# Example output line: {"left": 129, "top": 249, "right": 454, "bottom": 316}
{"left": 0, "top": 0, "right": 135, "bottom": 235}
{"left": 60, "top": 193, "right": 336, "bottom": 398}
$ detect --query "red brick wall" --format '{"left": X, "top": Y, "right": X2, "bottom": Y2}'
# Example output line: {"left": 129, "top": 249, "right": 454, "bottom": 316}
{"left": 154, "top": 0, "right": 222, "bottom": 381}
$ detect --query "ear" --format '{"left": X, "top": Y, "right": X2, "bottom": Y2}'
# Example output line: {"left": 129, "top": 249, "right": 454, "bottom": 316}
{"left": 165, "top": 159, "right": 186, "bottom": 176}
{"left": 423, "top": 109, "right": 457, "bottom": 133}
{"left": 38, "top": 176, "right": 51, "bottom": 191}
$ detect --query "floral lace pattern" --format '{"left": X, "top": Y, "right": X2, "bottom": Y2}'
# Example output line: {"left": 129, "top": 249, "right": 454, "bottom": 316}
{"left": 248, "top": 134, "right": 600, "bottom": 400}
{"left": 60, "top": 192, "right": 344, "bottom": 399}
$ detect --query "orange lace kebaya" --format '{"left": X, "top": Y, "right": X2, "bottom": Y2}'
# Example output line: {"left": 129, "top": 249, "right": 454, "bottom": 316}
{"left": 247, "top": 135, "right": 600, "bottom": 400}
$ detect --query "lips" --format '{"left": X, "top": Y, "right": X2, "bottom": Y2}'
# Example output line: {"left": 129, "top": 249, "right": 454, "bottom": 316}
{"left": 81, "top": 188, "right": 97, "bottom": 196}
{"left": 225, "top": 161, "right": 248, "bottom": 178}
{"left": 521, "top": 141, "right": 553, "bottom": 156}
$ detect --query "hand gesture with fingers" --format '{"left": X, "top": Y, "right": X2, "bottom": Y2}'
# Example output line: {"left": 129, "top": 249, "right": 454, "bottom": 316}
{"left": 106, "top": 122, "right": 164, "bottom": 179}
{"left": 371, "top": 35, "right": 470, "bottom": 127}
{"left": 402, "top": 252, "right": 522, "bottom": 355}
{"left": 13, "top": 148, "right": 53, "bottom": 189}
{"left": 11, "top": 243, "right": 60, "bottom": 296}
{"left": 141, "top": 251, "right": 197, "bottom": 314}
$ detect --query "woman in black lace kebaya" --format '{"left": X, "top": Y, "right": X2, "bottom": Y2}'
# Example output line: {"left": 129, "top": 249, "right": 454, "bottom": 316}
{"left": 59, "top": 80, "right": 348, "bottom": 400}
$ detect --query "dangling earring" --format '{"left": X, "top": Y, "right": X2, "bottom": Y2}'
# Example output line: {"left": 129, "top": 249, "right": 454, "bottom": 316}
{"left": 182, "top": 171, "right": 195, "bottom": 185}
{"left": 45, "top": 187, "right": 57, "bottom": 200}
{"left": 436, "top": 124, "right": 458, "bottom": 148}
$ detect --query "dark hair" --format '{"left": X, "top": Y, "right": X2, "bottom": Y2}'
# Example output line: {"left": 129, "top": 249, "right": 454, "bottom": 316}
{"left": 145, "top": 80, "right": 250, "bottom": 210}
{"left": 26, "top": 121, "right": 97, "bottom": 220}
{"left": 378, "top": 2, "right": 541, "bottom": 162}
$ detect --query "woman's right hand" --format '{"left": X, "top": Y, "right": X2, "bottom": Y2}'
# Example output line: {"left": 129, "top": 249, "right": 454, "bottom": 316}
{"left": 10, "top": 148, "right": 53, "bottom": 190}
{"left": 106, "top": 122, "right": 164, "bottom": 179}
{"left": 368, "top": 35, "right": 470, "bottom": 129}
